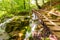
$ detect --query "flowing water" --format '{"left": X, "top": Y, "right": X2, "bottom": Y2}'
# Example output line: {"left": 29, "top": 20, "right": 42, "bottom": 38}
{"left": 0, "top": 13, "right": 39, "bottom": 40}
{"left": 0, "top": 17, "right": 15, "bottom": 40}
{"left": 24, "top": 13, "right": 38, "bottom": 40}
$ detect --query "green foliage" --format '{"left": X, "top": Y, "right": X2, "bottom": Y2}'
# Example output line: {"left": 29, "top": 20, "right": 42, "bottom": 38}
{"left": 0, "top": 0, "right": 31, "bottom": 23}
{"left": 0, "top": 0, "right": 30, "bottom": 17}
{"left": 0, "top": 0, "right": 31, "bottom": 40}
{"left": 55, "top": 5, "right": 60, "bottom": 11}
{"left": 0, "top": 11, "right": 13, "bottom": 23}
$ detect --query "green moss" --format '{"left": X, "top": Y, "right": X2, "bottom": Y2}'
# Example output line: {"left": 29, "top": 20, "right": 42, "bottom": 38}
{"left": 54, "top": 5, "right": 60, "bottom": 11}
{"left": 51, "top": 14, "right": 58, "bottom": 19}
{"left": 5, "top": 16, "right": 31, "bottom": 40}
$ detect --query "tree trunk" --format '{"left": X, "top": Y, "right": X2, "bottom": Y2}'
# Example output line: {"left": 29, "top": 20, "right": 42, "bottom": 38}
{"left": 35, "top": 0, "right": 41, "bottom": 9}
{"left": 42, "top": 0, "right": 44, "bottom": 4}
{"left": 24, "top": 0, "right": 26, "bottom": 9}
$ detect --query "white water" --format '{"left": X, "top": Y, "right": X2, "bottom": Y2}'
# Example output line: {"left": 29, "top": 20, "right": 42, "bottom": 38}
{"left": 0, "top": 17, "right": 15, "bottom": 40}
{"left": 24, "top": 13, "right": 38, "bottom": 40}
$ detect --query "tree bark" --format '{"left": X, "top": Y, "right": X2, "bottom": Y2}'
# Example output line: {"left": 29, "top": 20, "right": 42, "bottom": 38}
{"left": 42, "top": 0, "right": 44, "bottom": 4}
{"left": 35, "top": 0, "right": 42, "bottom": 9}
{"left": 24, "top": 0, "right": 26, "bottom": 9}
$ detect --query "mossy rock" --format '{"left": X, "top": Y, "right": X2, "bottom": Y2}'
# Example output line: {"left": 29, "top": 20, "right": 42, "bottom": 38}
{"left": 5, "top": 16, "right": 30, "bottom": 40}
{"left": 5, "top": 16, "right": 29, "bottom": 33}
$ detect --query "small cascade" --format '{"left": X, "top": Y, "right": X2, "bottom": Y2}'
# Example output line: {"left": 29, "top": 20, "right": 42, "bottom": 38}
{"left": 0, "top": 17, "right": 15, "bottom": 32}
{"left": 0, "top": 17, "right": 15, "bottom": 40}
{"left": 24, "top": 13, "right": 38, "bottom": 40}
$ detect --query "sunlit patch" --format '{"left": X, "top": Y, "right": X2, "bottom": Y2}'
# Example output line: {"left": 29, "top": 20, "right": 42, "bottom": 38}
{"left": 31, "top": 0, "right": 35, "bottom": 4}
{"left": 19, "top": 33, "right": 23, "bottom": 37}
{"left": 0, "top": 0, "right": 2, "bottom": 2}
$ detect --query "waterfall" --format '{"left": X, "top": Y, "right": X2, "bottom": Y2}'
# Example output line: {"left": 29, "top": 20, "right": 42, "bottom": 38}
{"left": 24, "top": 13, "right": 38, "bottom": 40}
